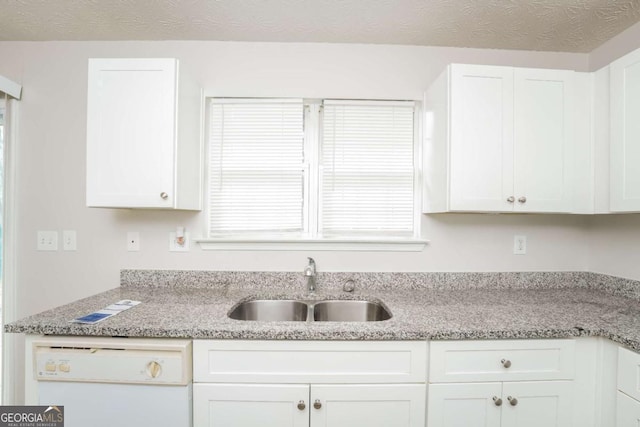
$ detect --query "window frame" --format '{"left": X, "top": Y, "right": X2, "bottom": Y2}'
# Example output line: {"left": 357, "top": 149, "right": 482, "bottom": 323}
{"left": 198, "top": 98, "right": 428, "bottom": 252}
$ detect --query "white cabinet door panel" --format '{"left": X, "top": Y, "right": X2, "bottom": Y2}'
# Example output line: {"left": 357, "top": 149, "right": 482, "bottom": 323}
{"left": 513, "top": 68, "right": 574, "bottom": 213}
{"left": 87, "top": 58, "right": 176, "bottom": 208}
{"left": 311, "top": 384, "right": 425, "bottom": 427}
{"left": 449, "top": 64, "right": 514, "bottom": 212}
{"left": 618, "top": 347, "right": 640, "bottom": 401}
{"left": 428, "top": 383, "right": 502, "bottom": 427}
{"left": 501, "top": 381, "right": 573, "bottom": 427}
{"left": 193, "top": 384, "right": 309, "bottom": 427}
{"left": 611, "top": 47, "right": 640, "bottom": 211}
{"left": 617, "top": 391, "right": 640, "bottom": 427}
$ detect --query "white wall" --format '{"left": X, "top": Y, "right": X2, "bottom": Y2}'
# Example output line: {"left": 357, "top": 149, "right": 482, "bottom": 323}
{"left": 0, "top": 41, "right": 593, "bottom": 317}
{"left": 587, "top": 215, "right": 640, "bottom": 281}
{"left": 590, "top": 20, "right": 640, "bottom": 71}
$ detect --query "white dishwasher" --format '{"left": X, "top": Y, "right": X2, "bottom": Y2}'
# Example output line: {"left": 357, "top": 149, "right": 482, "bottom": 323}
{"left": 32, "top": 336, "right": 192, "bottom": 427}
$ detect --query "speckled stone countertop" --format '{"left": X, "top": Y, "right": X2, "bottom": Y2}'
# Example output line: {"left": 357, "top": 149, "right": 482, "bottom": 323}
{"left": 6, "top": 270, "right": 640, "bottom": 352}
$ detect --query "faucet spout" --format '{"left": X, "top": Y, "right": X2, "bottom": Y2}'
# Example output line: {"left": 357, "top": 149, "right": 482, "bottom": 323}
{"left": 304, "top": 257, "right": 317, "bottom": 293}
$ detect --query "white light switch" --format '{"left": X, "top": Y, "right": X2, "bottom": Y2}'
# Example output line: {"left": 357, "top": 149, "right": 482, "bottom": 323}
{"left": 63, "top": 230, "right": 77, "bottom": 251}
{"left": 37, "top": 231, "right": 58, "bottom": 251}
{"left": 127, "top": 232, "right": 140, "bottom": 251}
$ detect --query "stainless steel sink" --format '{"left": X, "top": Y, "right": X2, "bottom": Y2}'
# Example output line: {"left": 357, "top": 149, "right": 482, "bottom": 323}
{"left": 228, "top": 299, "right": 392, "bottom": 322}
{"left": 228, "top": 300, "right": 308, "bottom": 321}
{"left": 313, "top": 300, "right": 392, "bottom": 322}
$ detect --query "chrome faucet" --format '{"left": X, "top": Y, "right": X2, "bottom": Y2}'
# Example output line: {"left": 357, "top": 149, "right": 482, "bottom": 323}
{"left": 304, "top": 257, "right": 317, "bottom": 293}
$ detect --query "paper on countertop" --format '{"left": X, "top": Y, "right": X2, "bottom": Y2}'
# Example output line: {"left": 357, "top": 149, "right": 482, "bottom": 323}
{"left": 70, "top": 300, "right": 141, "bottom": 324}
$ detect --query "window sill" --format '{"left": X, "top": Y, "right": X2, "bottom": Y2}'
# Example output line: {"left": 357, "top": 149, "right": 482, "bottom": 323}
{"left": 195, "top": 238, "right": 429, "bottom": 252}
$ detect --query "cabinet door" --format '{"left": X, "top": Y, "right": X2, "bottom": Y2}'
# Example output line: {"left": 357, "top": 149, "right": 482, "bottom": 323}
{"left": 513, "top": 68, "right": 574, "bottom": 213}
{"left": 449, "top": 64, "right": 514, "bottom": 212}
{"left": 610, "top": 48, "right": 640, "bottom": 212}
{"left": 428, "top": 383, "right": 502, "bottom": 427}
{"left": 617, "top": 391, "right": 640, "bottom": 427}
{"left": 310, "top": 384, "right": 425, "bottom": 427}
{"left": 193, "top": 383, "right": 309, "bottom": 427}
{"left": 86, "top": 58, "right": 176, "bottom": 208}
{"left": 501, "top": 381, "right": 573, "bottom": 427}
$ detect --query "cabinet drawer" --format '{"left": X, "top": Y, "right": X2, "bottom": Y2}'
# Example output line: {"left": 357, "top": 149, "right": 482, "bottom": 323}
{"left": 429, "top": 339, "right": 575, "bottom": 383}
{"left": 618, "top": 347, "right": 640, "bottom": 400}
{"left": 193, "top": 340, "right": 427, "bottom": 383}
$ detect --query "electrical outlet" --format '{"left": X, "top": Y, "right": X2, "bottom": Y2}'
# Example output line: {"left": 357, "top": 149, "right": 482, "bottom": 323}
{"left": 513, "top": 235, "right": 527, "bottom": 255}
{"left": 63, "top": 230, "right": 77, "bottom": 251}
{"left": 169, "top": 231, "right": 190, "bottom": 252}
{"left": 37, "top": 231, "right": 58, "bottom": 251}
{"left": 127, "top": 232, "right": 140, "bottom": 252}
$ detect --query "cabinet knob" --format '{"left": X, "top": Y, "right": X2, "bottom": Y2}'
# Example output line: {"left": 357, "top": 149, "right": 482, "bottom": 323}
{"left": 297, "top": 400, "right": 306, "bottom": 411}
{"left": 501, "top": 359, "right": 511, "bottom": 368}
{"left": 507, "top": 196, "right": 515, "bottom": 203}
{"left": 160, "top": 192, "right": 169, "bottom": 200}
{"left": 493, "top": 396, "right": 503, "bottom": 406}
{"left": 313, "top": 399, "right": 322, "bottom": 410}
{"left": 518, "top": 196, "right": 527, "bottom": 203}
{"left": 507, "top": 396, "right": 518, "bottom": 406}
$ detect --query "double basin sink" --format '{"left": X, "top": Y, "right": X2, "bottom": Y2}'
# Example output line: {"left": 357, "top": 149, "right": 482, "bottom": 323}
{"left": 228, "top": 299, "right": 392, "bottom": 322}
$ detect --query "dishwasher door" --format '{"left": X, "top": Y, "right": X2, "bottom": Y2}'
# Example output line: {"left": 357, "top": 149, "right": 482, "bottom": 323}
{"left": 33, "top": 337, "right": 192, "bottom": 427}
{"left": 39, "top": 381, "right": 192, "bottom": 427}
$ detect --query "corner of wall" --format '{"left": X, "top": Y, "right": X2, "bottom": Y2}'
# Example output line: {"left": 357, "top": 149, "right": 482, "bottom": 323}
{"left": 589, "top": 20, "right": 640, "bottom": 71}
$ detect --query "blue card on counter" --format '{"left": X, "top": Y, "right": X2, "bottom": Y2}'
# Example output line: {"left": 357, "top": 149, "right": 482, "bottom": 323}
{"left": 70, "top": 300, "right": 141, "bottom": 324}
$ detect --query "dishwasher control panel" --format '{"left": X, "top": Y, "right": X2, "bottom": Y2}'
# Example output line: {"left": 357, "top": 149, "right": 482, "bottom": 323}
{"left": 33, "top": 338, "right": 192, "bottom": 385}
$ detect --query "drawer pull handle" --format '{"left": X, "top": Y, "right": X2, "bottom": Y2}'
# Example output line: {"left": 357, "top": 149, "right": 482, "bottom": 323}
{"left": 508, "top": 396, "right": 518, "bottom": 406}
{"left": 507, "top": 196, "right": 515, "bottom": 203}
{"left": 501, "top": 359, "right": 512, "bottom": 368}
{"left": 297, "top": 401, "right": 306, "bottom": 411}
{"left": 518, "top": 196, "right": 527, "bottom": 203}
{"left": 493, "top": 396, "right": 503, "bottom": 406}
{"left": 314, "top": 399, "right": 322, "bottom": 410}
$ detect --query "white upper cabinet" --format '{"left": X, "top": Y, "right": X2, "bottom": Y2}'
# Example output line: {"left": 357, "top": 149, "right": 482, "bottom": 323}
{"left": 86, "top": 58, "right": 202, "bottom": 210}
{"left": 424, "top": 64, "right": 579, "bottom": 213}
{"left": 610, "top": 47, "right": 640, "bottom": 212}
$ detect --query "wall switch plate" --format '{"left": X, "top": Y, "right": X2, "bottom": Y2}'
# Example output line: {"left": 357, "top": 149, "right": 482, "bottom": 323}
{"left": 127, "top": 232, "right": 140, "bottom": 251}
{"left": 169, "top": 231, "right": 190, "bottom": 252}
{"left": 513, "top": 235, "right": 527, "bottom": 255}
{"left": 37, "top": 231, "right": 58, "bottom": 251}
{"left": 62, "top": 230, "right": 77, "bottom": 251}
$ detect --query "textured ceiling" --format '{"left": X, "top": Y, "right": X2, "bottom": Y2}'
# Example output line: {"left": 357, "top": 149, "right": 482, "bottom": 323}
{"left": 1, "top": 0, "right": 640, "bottom": 52}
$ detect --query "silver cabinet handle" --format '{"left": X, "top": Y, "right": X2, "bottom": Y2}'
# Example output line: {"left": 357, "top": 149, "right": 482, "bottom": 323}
{"left": 507, "top": 196, "right": 515, "bottom": 203}
{"left": 501, "top": 359, "right": 511, "bottom": 368}
{"left": 314, "top": 399, "right": 322, "bottom": 409}
{"left": 518, "top": 196, "right": 526, "bottom": 203}
{"left": 507, "top": 396, "right": 518, "bottom": 406}
{"left": 493, "top": 396, "right": 503, "bottom": 406}
{"left": 297, "top": 400, "right": 306, "bottom": 411}
{"left": 160, "top": 192, "right": 169, "bottom": 200}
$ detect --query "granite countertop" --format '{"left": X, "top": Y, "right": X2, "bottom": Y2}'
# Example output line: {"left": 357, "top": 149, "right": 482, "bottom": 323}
{"left": 6, "top": 270, "right": 640, "bottom": 352}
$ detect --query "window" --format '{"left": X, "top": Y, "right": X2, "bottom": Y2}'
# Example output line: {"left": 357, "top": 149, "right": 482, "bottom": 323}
{"left": 205, "top": 98, "right": 421, "bottom": 246}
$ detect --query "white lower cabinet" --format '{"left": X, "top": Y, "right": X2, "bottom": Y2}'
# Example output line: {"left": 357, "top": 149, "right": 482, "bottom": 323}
{"left": 616, "top": 347, "right": 640, "bottom": 426}
{"left": 617, "top": 392, "right": 640, "bottom": 426}
{"left": 428, "top": 381, "right": 572, "bottom": 427}
{"left": 194, "top": 383, "right": 425, "bottom": 427}
{"left": 192, "top": 340, "right": 427, "bottom": 427}
{"left": 193, "top": 384, "right": 309, "bottom": 427}
{"left": 428, "top": 339, "right": 580, "bottom": 427}
{"left": 428, "top": 383, "right": 503, "bottom": 427}
{"left": 311, "top": 384, "right": 425, "bottom": 427}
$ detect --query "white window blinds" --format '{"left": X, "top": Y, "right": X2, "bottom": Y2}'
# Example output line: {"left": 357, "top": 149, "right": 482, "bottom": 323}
{"left": 321, "top": 100, "right": 416, "bottom": 237}
{"left": 208, "top": 99, "right": 305, "bottom": 235}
